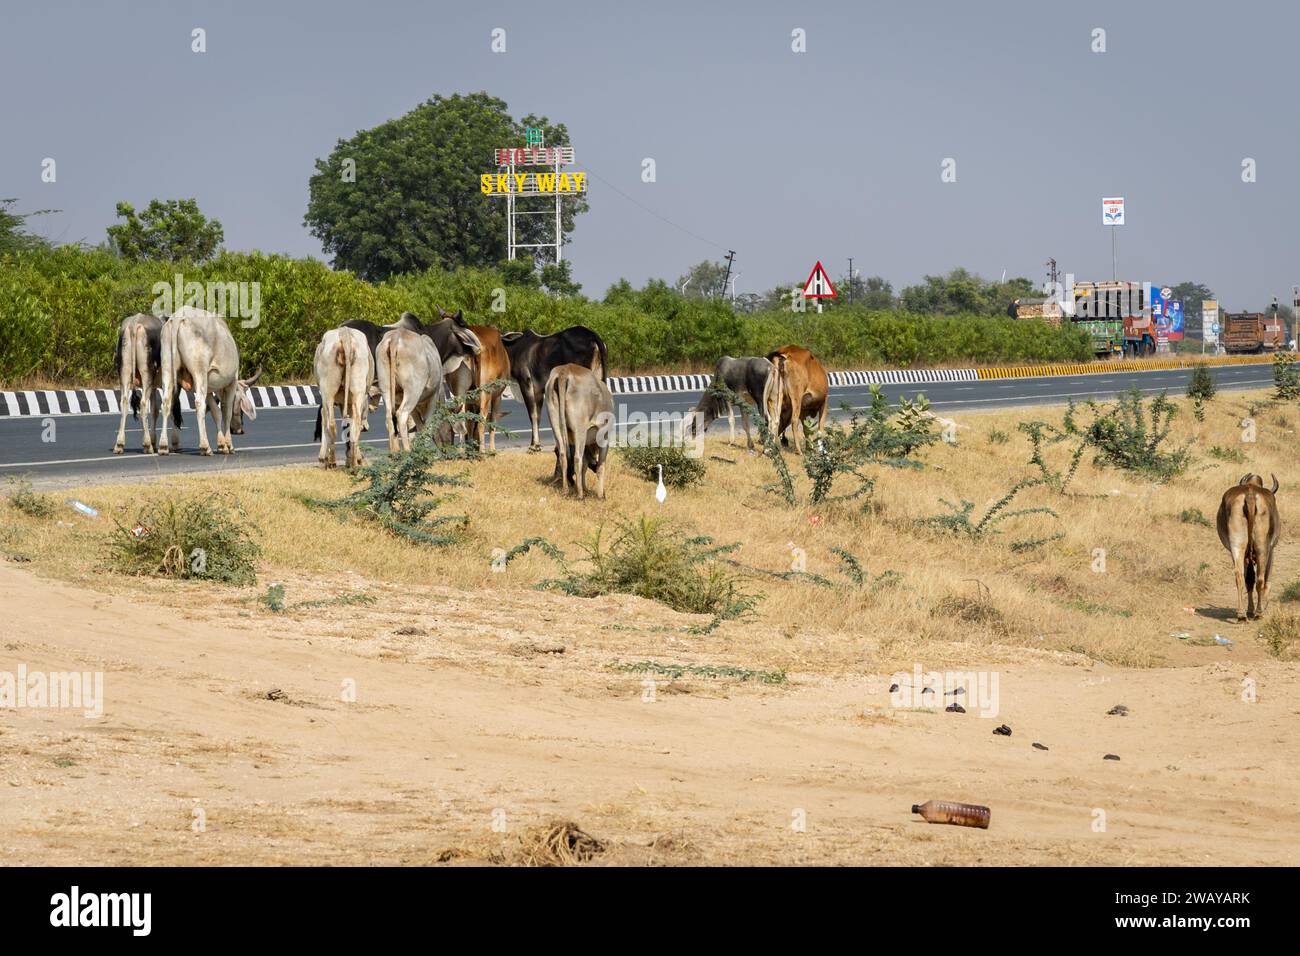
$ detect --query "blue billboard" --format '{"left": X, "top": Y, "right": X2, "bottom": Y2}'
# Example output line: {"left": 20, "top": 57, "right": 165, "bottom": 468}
{"left": 1150, "top": 286, "right": 1185, "bottom": 341}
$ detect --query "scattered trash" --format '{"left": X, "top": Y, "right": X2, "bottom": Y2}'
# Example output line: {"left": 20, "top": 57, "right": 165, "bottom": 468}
{"left": 1213, "top": 635, "right": 1234, "bottom": 648}
{"left": 1182, "top": 606, "right": 1196, "bottom": 614}
{"left": 993, "top": 724, "right": 1012, "bottom": 736}
{"left": 945, "top": 687, "right": 965, "bottom": 696}
{"left": 911, "top": 800, "right": 990, "bottom": 829}
{"left": 1170, "top": 631, "right": 1191, "bottom": 640}
{"left": 920, "top": 686, "right": 935, "bottom": 695}
{"left": 65, "top": 499, "right": 98, "bottom": 518}
{"left": 1106, "top": 704, "right": 1129, "bottom": 717}
{"left": 265, "top": 688, "right": 287, "bottom": 702}
{"left": 807, "top": 515, "right": 822, "bottom": 526}
{"left": 1103, "top": 754, "right": 1121, "bottom": 761}
{"left": 1032, "top": 742, "right": 1049, "bottom": 751}
{"left": 945, "top": 702, "right": 966, "bottom": 714}
{"left": 5, "top": 553, "right": 32, "bottom": 563}
{"left": 708, "top": 455, "right": 737, "bottom": 464}
{"left": 129, "top": 524, "right": 150, "bottom": 538}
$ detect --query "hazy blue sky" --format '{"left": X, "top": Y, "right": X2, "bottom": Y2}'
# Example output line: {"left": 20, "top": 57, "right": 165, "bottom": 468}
{"left": 4, "top": 0, "right": 1297, "bottom": 307}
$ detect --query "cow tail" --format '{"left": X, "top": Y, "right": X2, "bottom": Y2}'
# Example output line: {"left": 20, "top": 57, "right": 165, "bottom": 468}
{"left": 552, "top": 373, "right": 568, "bottom": 476}
{"left": 382, "top": 337, "right": 399, "bottom": 434}
{"left": 1244, "top": 486, "right": 1259, "bottom": 591}
{"left": 597, "top": 338, "right": 609, "bottom": 382}
{"left": 339, "top": 338, "right": 352, "bottom": 436}
{"left": 119, "top": 323, "right": 140, "bottom": 421}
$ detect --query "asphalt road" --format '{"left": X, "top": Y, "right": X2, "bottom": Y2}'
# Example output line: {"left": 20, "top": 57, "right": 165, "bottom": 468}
{"left": 0, "top": 362, "right": 1274, "bottom": 488}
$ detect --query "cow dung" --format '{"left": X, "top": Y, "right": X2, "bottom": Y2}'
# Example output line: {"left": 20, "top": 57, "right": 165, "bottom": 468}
{"left": 1104, "top": 754, "right": 1121, "bottom": 761}
{"left": 1032, "top": 742, "right": 1049, "bottom": 751}
{"left": 945, "top": 702, "right": 966, "bottom": 713}
{"left": 394, "top": 626, "right": 428, "bottom": 636}
{"left": 993, "top": 724, "right": 1012, "bottom": 736}
{"left": 1106, "top": 704, "right": 1129, "bottom": 716}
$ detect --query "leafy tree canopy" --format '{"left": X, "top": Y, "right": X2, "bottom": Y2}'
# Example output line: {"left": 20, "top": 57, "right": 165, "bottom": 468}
{"left": 106, "top": 198, "right": 224, "bottom": 263}
{"left": 305, "top": 92, "right": 587, "bottom": 281}
{"left": 0, "top": 198, "right": 52, "bottom": 255}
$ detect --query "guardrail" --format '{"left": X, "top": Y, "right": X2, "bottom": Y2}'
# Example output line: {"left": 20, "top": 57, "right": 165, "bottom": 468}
{"left": 0, "top": 354, "right": 1276, "bottom": 418}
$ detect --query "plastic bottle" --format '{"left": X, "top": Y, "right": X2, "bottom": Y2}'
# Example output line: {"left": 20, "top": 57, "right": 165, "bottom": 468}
{"left": 911, "top": 800, "right": 990, "bottom": 829}
{"left": 65, "top": 499, "right": 99, "bottom": 518}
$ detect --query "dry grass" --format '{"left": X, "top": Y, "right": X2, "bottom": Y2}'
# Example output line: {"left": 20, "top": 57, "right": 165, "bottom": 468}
{"left": 4, "top": 388, "right": 1296, "bottom": 672}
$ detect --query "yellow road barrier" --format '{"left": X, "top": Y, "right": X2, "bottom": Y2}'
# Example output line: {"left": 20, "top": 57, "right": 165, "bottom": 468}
{"left": 975, "top": 354, "right": 1276, "bottom": 380}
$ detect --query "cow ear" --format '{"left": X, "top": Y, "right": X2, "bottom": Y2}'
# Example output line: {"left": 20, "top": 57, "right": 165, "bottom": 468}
{"left": 500, "top": 331, "right": 522, "bottom": 343}
{"left": 443, "top": 354, "right": 467, "bottom": 376}
{"left": 240, "top": 389, "right": 257, "bottom": 420}
{"left": 458, "top": 327, "right": 482, "bottom": 354}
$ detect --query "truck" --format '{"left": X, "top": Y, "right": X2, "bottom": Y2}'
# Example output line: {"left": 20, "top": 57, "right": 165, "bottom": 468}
{"left": 1069, "top": 281, "right": 1156, "bottom": 357}
{"left": 1221, "top": 311, "right": 1288, "bottom": 354}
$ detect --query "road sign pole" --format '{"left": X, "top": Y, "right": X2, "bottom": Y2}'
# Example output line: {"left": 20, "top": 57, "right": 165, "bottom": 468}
{"left": 1111, "top": 226, "right": 1117, "bottom": 281}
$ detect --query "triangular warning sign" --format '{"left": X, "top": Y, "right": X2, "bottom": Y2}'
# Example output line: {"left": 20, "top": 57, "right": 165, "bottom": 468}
{"left": 802, "top": 261, "right": 837, "bottom": 299}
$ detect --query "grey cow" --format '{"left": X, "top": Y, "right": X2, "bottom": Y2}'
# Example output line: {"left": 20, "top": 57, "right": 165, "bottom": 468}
{"left": 685, "top": 356, "right": 774, "bottom": 450}
{"left": 112, "top": 312, "right": 183, "bottom": 455}
{"left": 156, "top": 306, "right": 260, "bottom": 456}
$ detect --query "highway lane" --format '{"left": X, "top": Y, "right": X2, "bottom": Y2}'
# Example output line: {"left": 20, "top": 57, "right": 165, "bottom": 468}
{"left": 0, "top": 362, "right": 1275, "bottom": 488}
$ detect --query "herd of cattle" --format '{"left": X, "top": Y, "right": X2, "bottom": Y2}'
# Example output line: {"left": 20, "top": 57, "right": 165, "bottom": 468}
{"left": 111, "top": 306, "right": 831, "bottom": 499}
{"left": 110, "top": 307, "right": 1281, "bottom": 611}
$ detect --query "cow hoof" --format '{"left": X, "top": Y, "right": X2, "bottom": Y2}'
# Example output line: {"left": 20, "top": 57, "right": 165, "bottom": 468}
{"left": 1237, "top": 616, "right": 1248, "bottom": 623}
{"left": 199, "top": 447, "right": 213, "bottom": 457}
{"left": 158, "top": 447, "right": 170, "bottom": 456}
{"left": 112, "top": 444, "right": 124, "bottom": 455}
{"left": 528, "top": 444, "right": 542, "bottom": 453}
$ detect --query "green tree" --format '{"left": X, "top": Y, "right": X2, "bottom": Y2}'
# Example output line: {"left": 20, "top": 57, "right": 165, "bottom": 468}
{"left": 540, "top": 260, "right": 582, "bottom": 297}
{"left": 305, "top": 92, "right": 587, "bottom": 281}
{"left": 0, "top": 198, "right": 52, "bottom": 254}
{"left": 834, "top": 273, "right": 894, "bottom": 310}
{"left": 675, "top": 259, "right": 731, "bottom": 299}
{"left": 1167, "top": 281, "right": 1214, "bottom": 335}
{"left": 900, "top": 268, "right": 1035, "bottom": 316}
{"left": 106, "top": 198, "right": 224, "bottom": 263}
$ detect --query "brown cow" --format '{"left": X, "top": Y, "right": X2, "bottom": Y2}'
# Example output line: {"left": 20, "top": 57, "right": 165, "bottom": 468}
{"left": 445, "top": 325, "right": 512, "bottom": 451}
{"left": 1216, "top": 473, "right": 1281, "bottom": 622}
{"left": 762, "top": 345, "right": 829, "bottom": 454}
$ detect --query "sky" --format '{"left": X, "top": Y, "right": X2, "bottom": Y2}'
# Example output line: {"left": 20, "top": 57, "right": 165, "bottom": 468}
{"left": 3, "top": 0, "right": 1298, "bottom": 308}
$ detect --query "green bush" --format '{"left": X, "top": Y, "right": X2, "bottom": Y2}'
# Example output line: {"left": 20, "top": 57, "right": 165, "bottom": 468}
{"left": 1, "top": 246, "right": 1094, "bottom": 385}
{"left": 1274, "top": 352, "right": 1300, "bottom": 401}
{"left": 4, "top": 478, "right": 55, "bottom": 519}
{"left": 1186, "top": 363, "right": 1217, "bottom": 402}
{"left": 1083, "top": 389, "right": 1190, "bottom": 479}
{"left": 620, "top": 445, "right": 706, "bottom": 489}
{"left": 106, "top": 494, "right": 260, "bottom": 585}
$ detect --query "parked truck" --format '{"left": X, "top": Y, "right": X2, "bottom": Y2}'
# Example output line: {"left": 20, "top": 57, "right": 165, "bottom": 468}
{"left": 1221, "top": 310, "right": 1288, "bottom": 354}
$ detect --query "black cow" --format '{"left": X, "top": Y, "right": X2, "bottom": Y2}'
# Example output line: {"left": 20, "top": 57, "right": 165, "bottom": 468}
{"left": 500, "top": 326, "right": 609, "bottom": 451}
{"left": 316, "top": 310, "right": 480, "bottom": 441}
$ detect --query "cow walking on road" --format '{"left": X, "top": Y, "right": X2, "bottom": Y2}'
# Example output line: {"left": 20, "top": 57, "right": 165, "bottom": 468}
{"left": 157, "top": 306, "right": 260, "bottom": 456}
{"left": 1217, "top": 473, "right": 1282, "bottom": 622}
{"left": 112, "top": 312, "right": 182, "bottom": 455}
{"left": 376, "top": 328, "right": 449, "bottom": 452}
{"left": 314, "top": 326, "right": 380, "bottom": 468}
{"left": 501, "top": 326, "right": 608, "bottom": 452}
{"left": 545, "top": 353, "right": 615, "bottom": 500}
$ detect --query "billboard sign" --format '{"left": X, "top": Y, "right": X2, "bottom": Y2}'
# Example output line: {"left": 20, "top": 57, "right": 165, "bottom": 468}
{"left": 1102, "top": 197, "right": 1125, "bottom": 225}
{"left": 1149, "top": 286, "right": 1184, "bottom": 341}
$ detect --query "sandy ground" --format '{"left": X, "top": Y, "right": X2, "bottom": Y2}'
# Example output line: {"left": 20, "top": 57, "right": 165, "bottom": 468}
{"left": 2, "top": 560, "right": 1297, "bottom": 866}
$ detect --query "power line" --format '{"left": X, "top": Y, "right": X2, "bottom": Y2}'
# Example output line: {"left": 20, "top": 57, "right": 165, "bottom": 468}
{"left": 582, "top": 165, "right": 729, "bottom": 252}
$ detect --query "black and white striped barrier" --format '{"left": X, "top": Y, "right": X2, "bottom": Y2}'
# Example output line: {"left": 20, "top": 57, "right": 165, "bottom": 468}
{"left": 0, "top": 369, "right": 975, "bottom": 418}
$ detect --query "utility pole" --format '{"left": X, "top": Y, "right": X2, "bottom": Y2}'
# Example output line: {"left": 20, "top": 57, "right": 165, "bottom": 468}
{"left": 847, "top": 257, "right": 854, "bottom": 305}
{"left": 1293, "top": 285, "right": 1299, "bottom": 349}
{"left": 718, "top": 250, "right": 736, "bottom": 300}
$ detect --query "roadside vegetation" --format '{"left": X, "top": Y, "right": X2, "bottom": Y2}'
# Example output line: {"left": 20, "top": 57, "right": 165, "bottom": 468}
{"left": 4, "top": 387, "right": 1294, "bottom": 670}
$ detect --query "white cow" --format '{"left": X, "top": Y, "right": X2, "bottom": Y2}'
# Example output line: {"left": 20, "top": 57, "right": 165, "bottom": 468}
{"left": 112, "top": 312, "right": 178, "bottom": 455}
{"left": 314, "top": 326, "right": 380, "bottom": 468}
{"left": 375, "top": 328, "right": 450, "bottom": 452}
{"left": 156, "top": 306, "right": 259, "bottom": 456}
